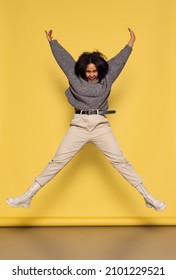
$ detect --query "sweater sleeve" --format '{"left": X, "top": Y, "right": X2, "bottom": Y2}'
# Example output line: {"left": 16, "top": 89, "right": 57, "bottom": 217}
{"left": 107, "top": 45, "right": 132, "bottom": 84}
{"left": 49, "top": 40, "right": 76, "bottom": 79}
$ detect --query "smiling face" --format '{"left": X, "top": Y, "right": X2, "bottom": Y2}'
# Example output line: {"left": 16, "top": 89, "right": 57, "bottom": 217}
{"left": 85, "top": 63, "right": 98, "bottom": 82}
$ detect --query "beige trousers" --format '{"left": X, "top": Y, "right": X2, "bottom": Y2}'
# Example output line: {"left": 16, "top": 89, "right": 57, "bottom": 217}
{"left": 35, "top": 114, "right": 142, "bottom": 187}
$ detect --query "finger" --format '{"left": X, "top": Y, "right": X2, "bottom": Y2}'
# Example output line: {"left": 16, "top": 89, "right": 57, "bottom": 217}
{"left": 128, "top": 27, "right": 134, "bottom": 32}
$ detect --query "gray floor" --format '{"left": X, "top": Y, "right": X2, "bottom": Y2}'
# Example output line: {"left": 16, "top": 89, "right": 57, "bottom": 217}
{"left": 0, "top": 226, "right": 176, "bottom": 260}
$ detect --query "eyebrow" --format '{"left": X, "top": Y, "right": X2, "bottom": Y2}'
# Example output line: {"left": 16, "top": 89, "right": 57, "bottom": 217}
{"left": 85, "top": 69, "right": 98, "bottom": 72}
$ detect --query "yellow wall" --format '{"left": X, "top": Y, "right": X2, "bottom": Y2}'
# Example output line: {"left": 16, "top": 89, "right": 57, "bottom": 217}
{"left": 1, "top": 0, "right": 176, "bottom": 226}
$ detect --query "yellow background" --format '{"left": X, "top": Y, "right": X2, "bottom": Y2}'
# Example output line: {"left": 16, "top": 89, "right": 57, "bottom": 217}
{"left": 1, "top": 0, "right": 176, "bottom": 225}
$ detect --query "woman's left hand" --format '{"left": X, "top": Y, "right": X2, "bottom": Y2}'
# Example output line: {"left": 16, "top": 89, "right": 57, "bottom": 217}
{"left": 127, "top": 28, "right": 136, "bottom": 47}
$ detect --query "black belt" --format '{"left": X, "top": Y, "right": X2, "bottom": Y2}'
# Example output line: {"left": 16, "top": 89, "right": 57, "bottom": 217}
{"left": 75, "top": 109, "right": 116, "bottom": 115}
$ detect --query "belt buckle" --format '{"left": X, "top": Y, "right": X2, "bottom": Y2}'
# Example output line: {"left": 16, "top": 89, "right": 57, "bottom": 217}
{"left": 88, "top": 109, "right": 93, "bottom": 115}
{"left": 88, "top": 109, "right": 99, "bottom": 115}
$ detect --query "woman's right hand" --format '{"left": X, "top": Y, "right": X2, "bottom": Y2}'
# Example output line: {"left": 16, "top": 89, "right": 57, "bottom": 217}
{"left": 45, "top": 30, "right": 53, "bottom": 41}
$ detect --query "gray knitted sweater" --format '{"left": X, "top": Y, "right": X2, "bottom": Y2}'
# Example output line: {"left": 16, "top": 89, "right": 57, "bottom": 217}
{"left": 49, "top": 40, "right": 132, "bottom": 110}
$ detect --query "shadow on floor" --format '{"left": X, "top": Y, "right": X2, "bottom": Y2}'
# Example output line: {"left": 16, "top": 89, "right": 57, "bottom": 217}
{"left": 0, "top": 226, "right": 176, "bottom": 260}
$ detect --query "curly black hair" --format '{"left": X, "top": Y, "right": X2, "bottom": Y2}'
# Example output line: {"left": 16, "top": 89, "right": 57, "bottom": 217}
{"left": 75, "top": 51, "right": 109, "bottom": 82}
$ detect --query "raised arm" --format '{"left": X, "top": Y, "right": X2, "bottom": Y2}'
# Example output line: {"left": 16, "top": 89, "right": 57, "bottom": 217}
{"left": 107, "top": 28, "right": 136, "bottom": 83}
{"left": 45, "top": 30, "right": 76, "bottom": 79}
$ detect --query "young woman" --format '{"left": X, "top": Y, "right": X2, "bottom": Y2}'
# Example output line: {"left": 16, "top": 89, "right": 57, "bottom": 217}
{"left": 6, "top": 29, "right": 166, "bottom": 211}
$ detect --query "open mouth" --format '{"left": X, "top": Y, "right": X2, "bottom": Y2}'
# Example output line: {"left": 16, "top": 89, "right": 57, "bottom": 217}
{"left": 88, "top": 77, "right": 97, "bottom": 82}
